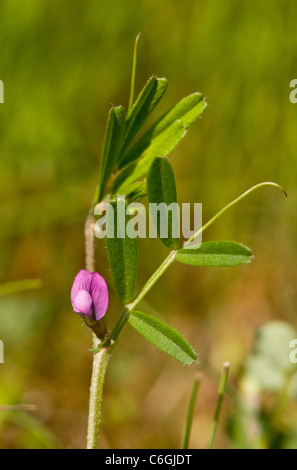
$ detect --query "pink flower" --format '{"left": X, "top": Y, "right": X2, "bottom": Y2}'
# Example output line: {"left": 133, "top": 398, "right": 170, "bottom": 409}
{"left": 71, "top": 269, "right": 109, "bottom": 321}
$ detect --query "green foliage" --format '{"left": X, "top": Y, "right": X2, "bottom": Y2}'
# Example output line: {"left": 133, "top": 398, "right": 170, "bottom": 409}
{"left": 128, "top": 310, "right": 197, "bottom": 365}
{"left": 119, "top": 180, "right": 147, "bottom": 204}
{"left": 119, "top": 76, "right": 168, "bottom": 159}
{"left": 112, "top": 93, "right": 207, "bottom": 194}
{"left": 99, "top": 61, "right": 207, "bottom": 307}
{"left": 93, "top": 66, "right": 206, "bottom": 208}
{"left": 176, "top": 241, "right": 253, "bottom": 267}
{"left": 147, "top": 156, "right": 179, "bottom": 249}
{"left": 119, "top": 92, "right": 207, "bottom": 169}
{"left": 105, "top": 199, "right": 138, "bottom": 303}
{"left": 96, "top": 106, "right": 125, "bottom": 202}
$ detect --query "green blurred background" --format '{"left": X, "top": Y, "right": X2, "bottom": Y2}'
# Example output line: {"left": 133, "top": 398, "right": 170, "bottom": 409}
{"left": 0, "top": 0, "right": 297, "bottom": 449}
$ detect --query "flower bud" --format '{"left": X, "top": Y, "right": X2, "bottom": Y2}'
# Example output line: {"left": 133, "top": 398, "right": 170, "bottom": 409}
{"left": 71, "top": 269, "right": 109, "bottom": 321}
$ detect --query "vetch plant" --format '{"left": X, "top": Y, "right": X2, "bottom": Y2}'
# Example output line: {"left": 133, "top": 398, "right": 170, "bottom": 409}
{"left": 71, "top": 35, "right": 286, "bottom": 449}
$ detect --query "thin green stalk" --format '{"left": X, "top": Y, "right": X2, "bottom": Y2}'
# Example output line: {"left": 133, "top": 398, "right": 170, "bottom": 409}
{"left": 128, "top": 32, "right": 141, "bottom": 113}
{"left": 199, "top": 355, "right": 238, "bottom": 404}
{"left": 184, "top": 182, "right": 286, "bottom": 247}
{"left": 208, "top": 362, "right": 230, "bottom": 449}
{"left": 110, "top": 250, "right": 177, "bottom": 344}
{"left": 181, "top": 373, "right": 202, "bottom": 449}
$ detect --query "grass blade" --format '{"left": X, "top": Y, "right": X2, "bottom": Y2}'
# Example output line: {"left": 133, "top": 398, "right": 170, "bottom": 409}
{"left": 208, "top": 362, "right": 230, "bottom": 449}
{"left": 181, "top": 373, "right": 202, "bottom": 449}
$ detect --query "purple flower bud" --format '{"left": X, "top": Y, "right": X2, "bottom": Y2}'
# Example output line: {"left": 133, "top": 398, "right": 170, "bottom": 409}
{"left": 71, "top": 269, "right": 109, "bottom": 321}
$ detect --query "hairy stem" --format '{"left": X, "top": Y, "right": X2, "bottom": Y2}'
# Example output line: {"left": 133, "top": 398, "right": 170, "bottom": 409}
{"left": 85, "top": 211, "right": 109, "bottom": 449}
{"left": 84, "top": 211, "right": 96, "bottom": 273}
{"left": 87, "top": 342, "right": 111, "bottom": 449}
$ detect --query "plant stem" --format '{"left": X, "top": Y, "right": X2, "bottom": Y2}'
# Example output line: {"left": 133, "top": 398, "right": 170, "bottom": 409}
{"left": 84, "top": 211, "right": 96, "bottom": 272}
{"left": 181, "top": 373, "right": 202, "bottom": 449}
{"left": 86, "top": 342, "right": 111, "bottom": 449}
{"left": 85, "top": 212, "right": 109, "bottom": 448}
{"left": 110, "top": 250, "right": 177, "bottom": 343}
{"left": 208, "top": 362, "right": 230, "bottom": 449}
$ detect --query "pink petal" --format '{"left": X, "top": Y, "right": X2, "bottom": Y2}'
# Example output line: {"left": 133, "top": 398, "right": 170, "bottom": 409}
{"left": 71, "top": 269, "right": 92, "bottom": 306}
{"left": 73, "top": 290, "right": 93, "bottom": 316}
{"left": 90, "top": 272, "right": 109, "bottom": 321}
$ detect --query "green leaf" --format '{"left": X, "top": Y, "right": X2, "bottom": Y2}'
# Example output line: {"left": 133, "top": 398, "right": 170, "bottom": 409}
{"left": 112, "top": 120, "right": 186, "bottom": 193}
{"left": 147, "top": 157, "right": 179, "bottom": 249}
{"left": 95, "top": 106, "right": 125, "bottom": 202}
{"left": 119, "top": 180, "right": 147, "bottom": 204}
{"left": 128, "top": 310, "right": 197, "bottom": 365}
{"left": 128, "top": 32, "right": 141, "bottom": 113}
{"left": 176, "top": 241, "right": 253, "bottom": 267}
{"left": 112, "top": 93, "right": 207, "bottom": 193}
{"left": 119, "top": 92, "right": 207, "bottom": 170}
{"left": 105, "top": 199, "right": 137, "bottom": 303}
{"left": 119, "top": 76, "right": 168, "bottom": 158}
